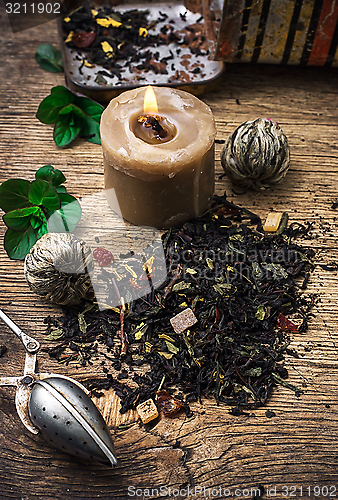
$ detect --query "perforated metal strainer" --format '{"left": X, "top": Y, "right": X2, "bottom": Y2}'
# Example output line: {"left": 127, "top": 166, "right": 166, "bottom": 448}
{"left": 0, "top": 309, "right": 117, "bottom": 467}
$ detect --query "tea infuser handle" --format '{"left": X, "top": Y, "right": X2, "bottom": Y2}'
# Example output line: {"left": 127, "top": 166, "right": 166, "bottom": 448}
{"left": 0, "top": 309, "right": 40, "bottom": 354}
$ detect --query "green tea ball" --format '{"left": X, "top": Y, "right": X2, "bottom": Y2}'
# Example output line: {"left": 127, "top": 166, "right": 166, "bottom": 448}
{"left": 221, "top": 118, "right": 290, "bottom": 190}
{"left": 24, "top": 233, "right": 94, "bottom": 305}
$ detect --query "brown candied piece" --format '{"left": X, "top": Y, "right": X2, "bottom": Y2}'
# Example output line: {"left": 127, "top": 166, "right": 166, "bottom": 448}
{"left": 72, "top": 32, "right": 96, "bottom": 48}
{"left": 156, "top": 391, "right": 184, "bottom": 416}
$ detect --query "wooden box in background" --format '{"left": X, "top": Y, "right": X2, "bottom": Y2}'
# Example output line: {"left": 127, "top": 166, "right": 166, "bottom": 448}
{"left": 210, "top": 0, "right": 338, "bottom": 66}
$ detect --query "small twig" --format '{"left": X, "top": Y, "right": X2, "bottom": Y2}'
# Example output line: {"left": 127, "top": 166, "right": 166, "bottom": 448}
{"left": 112, "top": 277, "right": 128, "bottom": 355}
{"left": 157, "top": 375, "right": 166, "bottom": 392}
{"left": 119, "top": 296, "right": 128, "bottom": 356}
{"left": 163, "top": 264, "right": 182, "bottom": 300}
{"left": 233, "top": 361, "right": 257, "bottom": 397}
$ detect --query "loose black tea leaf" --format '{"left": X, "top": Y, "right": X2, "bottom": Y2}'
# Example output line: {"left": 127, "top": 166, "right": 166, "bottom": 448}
{"left": 43, "top": 194, "right": 316, "bottom": 415}
{"left": 61, "top": 5, "right": 213, "bottom": 86}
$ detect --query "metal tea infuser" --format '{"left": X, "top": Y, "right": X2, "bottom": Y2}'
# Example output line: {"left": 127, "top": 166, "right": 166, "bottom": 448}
{"left": 0, "top": 309, "right": 117, "bottom": 467}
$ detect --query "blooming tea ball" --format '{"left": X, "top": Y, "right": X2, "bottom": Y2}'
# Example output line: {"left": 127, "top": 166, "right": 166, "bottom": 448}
{"left": 24, "top": 233, "right": 94, "bottom": 306}
{"left": 221, "top": 118, "right": 290, "bottom": 190}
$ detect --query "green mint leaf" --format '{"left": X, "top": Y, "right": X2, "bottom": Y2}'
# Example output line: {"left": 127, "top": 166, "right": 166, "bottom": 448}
{"left": 29, "top": 179, "right": 61, "bottom": 210}
{"left": 30, "top": 210, "right": 49, "bottom": 239}
{"left": 0, "top": 166, "right": 81, "bottom": 260}
{"left": 35, "top": 44, "right": 63, "bottom": 73}
{"left": 74, "top": 97, "right": 104, "bottom": 123}
{"left": 30, "top": 207, "right": 47, "bottom": 229}
{"left": 36, "top": 223, "right": 49, "bottom": 239}
{"left": 0, "top": 179, "right": 31, "bottom": 213}
{"left": 4, "top": 227, "right": 38, "bottom": 260}
{"left": 59, "top": 104, "right": 86, "bottom": 120}
{"left": 51, "top": 86, "right": 76, "bottom": 95}
{"left": 36, "top": 86, "right": 75, "bottom": 124}
{"left": 54, "top": 113, "right": 81, "bottom": 147}
{"left": 46, "top": 193, "right": 81, "bottom": 232}
{"left": 80, "top": 116, "right": 101, "bottom": 144}
{"left": 75, "top": 96, "right": 104, "bottom": 144}
{"left": 36, "top": 87, "right": 104, "bottom": 146}
{"left": 35, "top": 165, "right": 66, "bottom": 187}
{"left": 3, "top": 206, "right": 40, "bottom": 231}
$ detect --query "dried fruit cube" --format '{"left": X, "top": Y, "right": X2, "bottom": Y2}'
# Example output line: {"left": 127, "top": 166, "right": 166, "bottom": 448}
{"left": 263, "top": 212, "right": 283, "bottom": 232}
{"left": 170, "top": 307, "right": 197, "bottom": 334}
{"left": 136, "top": 399, "right": 159, "bottom": 424}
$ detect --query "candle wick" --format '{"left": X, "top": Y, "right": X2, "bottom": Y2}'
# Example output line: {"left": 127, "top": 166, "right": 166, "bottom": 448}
{"left": 138, "top": 114, "right": 167, "bottom": 139}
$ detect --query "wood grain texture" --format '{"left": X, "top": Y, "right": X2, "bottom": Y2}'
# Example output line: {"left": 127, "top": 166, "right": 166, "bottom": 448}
{"left": 0, "top": 4, "right": 338, "bottom": 499}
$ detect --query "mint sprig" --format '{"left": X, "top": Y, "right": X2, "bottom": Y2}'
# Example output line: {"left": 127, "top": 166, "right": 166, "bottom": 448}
{"left": 36, "top": 86, "right": 104, "bottom": 147}
{"left": 0, "top": 166, "right": 81, "bottom": 260}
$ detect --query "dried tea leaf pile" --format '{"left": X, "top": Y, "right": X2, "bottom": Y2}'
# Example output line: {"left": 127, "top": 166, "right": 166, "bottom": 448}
{"left": 43, "top": 195, "right": 315, "bottom": 415}
{"left": 62, "top": 4, "right": 221, "bottom": 87}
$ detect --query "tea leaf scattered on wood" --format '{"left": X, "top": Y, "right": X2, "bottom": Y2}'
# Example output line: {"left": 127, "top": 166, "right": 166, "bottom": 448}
{"left": 43, "top": 194, "right": 316, "bottom": 416}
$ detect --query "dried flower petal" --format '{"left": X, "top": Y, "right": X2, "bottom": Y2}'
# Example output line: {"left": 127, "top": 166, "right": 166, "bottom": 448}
{"left": 277, "top": 313, "right": 299, "bottom": 332}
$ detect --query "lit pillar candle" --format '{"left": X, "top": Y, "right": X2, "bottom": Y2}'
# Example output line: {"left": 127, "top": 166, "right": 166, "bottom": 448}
{"left": 100, "top": 86, "right": 216, "bottom": 229}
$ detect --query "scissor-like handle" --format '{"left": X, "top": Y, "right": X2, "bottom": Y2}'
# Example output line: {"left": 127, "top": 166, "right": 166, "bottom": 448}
{"left": 0, "top": 349, "right": 39, "bottom": 434}
{"left": 0, "top": 309, "right": 40, "bottom": 354}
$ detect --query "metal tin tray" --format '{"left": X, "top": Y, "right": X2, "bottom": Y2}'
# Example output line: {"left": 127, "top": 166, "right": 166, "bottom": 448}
{"left": 58, "top": 1, "right": 225, "bottom": 102}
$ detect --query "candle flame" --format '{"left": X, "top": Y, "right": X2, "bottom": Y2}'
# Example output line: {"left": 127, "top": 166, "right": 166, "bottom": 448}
{"left": 144, "top": 86, "right": 158, "bottom": 115}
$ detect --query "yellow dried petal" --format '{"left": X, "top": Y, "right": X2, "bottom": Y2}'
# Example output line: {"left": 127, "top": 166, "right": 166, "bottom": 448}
{"left": 101, "top": 41, "right": 114, "bottom": 58}
{"left": 125, "top": 264, "right": 137, "bottom": 278}
{"left": 263, "top": 212, "right": 283, "bottom": 232}
{"left": 143, "top": 256, "right": 155, "bottom": 273}
{"left": 139, "top": 27, "right": 148, "bottom": 37}
{"left": 65, "top": 31, "right": 73, "bottom": 43}
{"left": 145, "top": 341, "right": 152, "bottom": 353}
{"left": 206, "top": 258, "right": 214, "bottom": 269}
{"left": 134, "top": 322, "right": 146, "bottom": 340}
{"left": 97, "top": 18, "right": 110, "bottom": 27}
{"left": 159, "top": 351, "right": 174, "bottom": 359}
{"left": 97, "top": 17, "right": 122, "bottom": 28}
{"left": 64, "top": 16, "right": 71, "bottom": 22}
{"left": 158, "top": 334, "right": 176, "bottom": 343}
{"left": 135, "top": 330, "right": 144, "bottom": 341}
{"left": 185, "top": 268, "right": 197, "bottom": 274}
{"left": 83, "top": 60, "right": 94, "bottom": 68}
{"left": 91, "top": 8, "right": 98, "bottom": 16}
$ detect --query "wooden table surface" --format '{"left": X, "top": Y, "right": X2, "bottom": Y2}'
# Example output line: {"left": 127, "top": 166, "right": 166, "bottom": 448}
{"left": 1, "top": 5, "right": 338, "bottom": 500}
